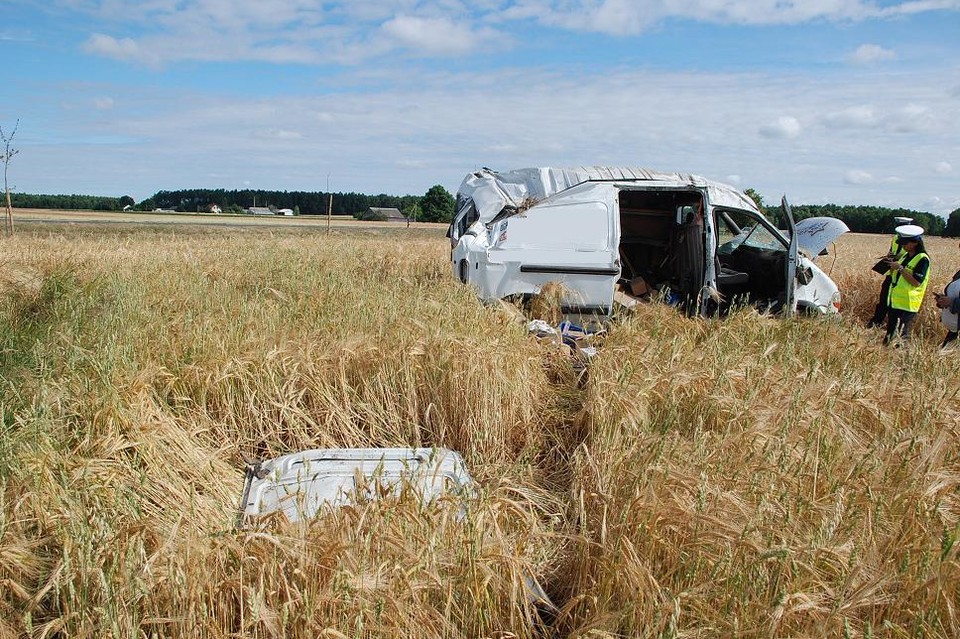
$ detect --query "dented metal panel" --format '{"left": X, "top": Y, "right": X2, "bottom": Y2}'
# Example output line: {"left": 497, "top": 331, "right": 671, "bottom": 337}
{"left": 456, "top": 166, "right": 763, "bottom": 227}
{"left": 241, "top": 448, "right": 473, "bottom": 523}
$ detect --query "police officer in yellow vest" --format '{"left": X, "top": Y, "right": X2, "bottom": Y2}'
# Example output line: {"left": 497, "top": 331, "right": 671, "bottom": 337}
{"left": 868, "top": 216, "right": 913, "bottom": 328}
{"left": 884, "top": 224, "right": 930, "bottom": 345}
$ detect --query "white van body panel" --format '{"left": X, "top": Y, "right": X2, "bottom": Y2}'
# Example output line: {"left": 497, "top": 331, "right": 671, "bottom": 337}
{"left": 795, "top": 259, "right": 841, "bottom": 313}
{"left": 241, "top": 448, "right": 473, "bottom": 523}
{"left": 454, "top": 181, "right": 620, "bottom": 311}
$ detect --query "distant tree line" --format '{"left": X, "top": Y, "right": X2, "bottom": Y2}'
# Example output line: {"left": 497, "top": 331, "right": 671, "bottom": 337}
{"left": 743, "top": 190, "right": 952, "bottom": 236}
{"left": 144, "top": 187, "right": 456, "bottom": 223}
{"left": 12, "top": 187, "right": 960, "bottom": 234}
{"left": 11, "top": 192, "right": 135, "bottom": 211}
{"left": 143, "top": 188, "right": 420, "bottom": 217}
{"left": 9, "top": 187, "right": 458, "bottom": 223}
{"left": 762, "top": 203, "right": 948, "bottom": 236}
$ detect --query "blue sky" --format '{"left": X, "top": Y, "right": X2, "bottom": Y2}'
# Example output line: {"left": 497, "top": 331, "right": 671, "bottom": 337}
{"left": 2, "top": 0, "right": 959, "bottom": 215}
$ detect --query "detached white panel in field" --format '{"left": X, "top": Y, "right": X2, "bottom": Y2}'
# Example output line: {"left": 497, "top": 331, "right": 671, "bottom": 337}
{"left": 243, "top": 448, "right": 473, "bottom": 523}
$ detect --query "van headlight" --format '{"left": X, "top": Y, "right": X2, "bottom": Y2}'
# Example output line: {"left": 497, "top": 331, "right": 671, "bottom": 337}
{"left": 831, "top": 290, "right": 842, "bottom": 312}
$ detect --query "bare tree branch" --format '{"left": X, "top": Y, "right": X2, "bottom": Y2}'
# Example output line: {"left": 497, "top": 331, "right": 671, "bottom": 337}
{"left": 0, "top": 119, "right": 19, "bottom": 236}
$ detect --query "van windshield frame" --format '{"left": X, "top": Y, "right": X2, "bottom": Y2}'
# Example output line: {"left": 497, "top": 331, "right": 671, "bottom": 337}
{"left": 715, "top": 208, "right": 788, "bottom": 255}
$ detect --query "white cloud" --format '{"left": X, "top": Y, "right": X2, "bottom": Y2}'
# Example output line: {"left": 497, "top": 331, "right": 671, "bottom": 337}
{"left": 935, "top": 161, "right": 953, "bottom": 173}
{"left": 759, "top": 116, "right": 802, "bottom": 139}
{"left": 83, "top": 33, "right": 137, "bottom": 59}
{"left": 82, "top": 33, "right": 162, "bottom": 67}
{"left": 396, "top": 159, "right": 428, "bottom": 169}
{"left": 886, "top": 104, "right": 937, "bottom": 133}
{"left": 877, "top": 1, "right": 960, "bottom": 17}
{"left": 93, "top": 96, "right": 114, "bottom": 110}
{"left": 380, "top": 16, "right": 493, "bottom": 55}
{"left": 532, "top": 0, "right": 960, "bottom": 34}
{"left": 845, "top": 170, "right": 874, "bottom": 185}
{"left": 256, "top": 129, "right": 303, "bottom": 140}
{"left": 63, "top": 1, "right": 960, "bottom": 64}
{"left": 822, "top": 105, "right": 878, "bottom": 129}
{"left": 726, "top": 174, "right": 742, "bottom": 185}
{"left": 0, "top": 29, "right": 35, "bottom": 42}
{"left": 820, "top": 103, "right": 949, "bottom": 136}
{"left": 848, "top": 44, "right": 896, "bottom": 65}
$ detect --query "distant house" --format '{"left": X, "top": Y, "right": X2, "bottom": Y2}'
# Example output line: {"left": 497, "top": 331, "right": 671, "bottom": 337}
{"left": 208, "top": 204, "right": 222, "bottom": 214}
{"left": 247, "top": 207, "right": 274, "bottom": 216}
{"left": 277, "top": 208, "right": 294, "bottom": 216}
{"left": 366, "top": 207, "right": 407, "bottom": 222}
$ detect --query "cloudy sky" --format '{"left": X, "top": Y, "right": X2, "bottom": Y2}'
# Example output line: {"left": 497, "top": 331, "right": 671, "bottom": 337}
{"left": 3, "top": 0, "right": 959, "bottom": 214}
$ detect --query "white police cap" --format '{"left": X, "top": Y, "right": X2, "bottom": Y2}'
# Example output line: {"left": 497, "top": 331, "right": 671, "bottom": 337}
{"left": 895, "top": 224, "right": 924, "bottom": 240}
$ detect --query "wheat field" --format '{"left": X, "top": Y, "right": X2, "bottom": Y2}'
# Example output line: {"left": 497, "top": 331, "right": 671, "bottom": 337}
{"left": 1, "top": 224, "right": 958, "bottom": 638}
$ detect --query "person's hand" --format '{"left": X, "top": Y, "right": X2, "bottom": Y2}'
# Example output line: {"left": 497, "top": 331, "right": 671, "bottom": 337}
{"left": 935, "top": 293, "right": 951, "bottom": 309}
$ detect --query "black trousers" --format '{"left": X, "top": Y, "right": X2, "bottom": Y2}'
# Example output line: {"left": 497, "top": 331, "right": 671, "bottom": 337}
{"left": 885, "top": 308, "right": 917, "bottom": 344}
{"left": 868, "top": 277, "right": 892, "bottom": 328}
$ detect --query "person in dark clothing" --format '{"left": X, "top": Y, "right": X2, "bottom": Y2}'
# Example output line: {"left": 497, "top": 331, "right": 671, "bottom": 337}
{"left": 934, "top": 245, "right": 960, "bottom": 348}
{"left": 867, "top": 216, "right": 913, "bottom": 327}
{"left": 883, "top": 225, "right": 930, "bottom": 345}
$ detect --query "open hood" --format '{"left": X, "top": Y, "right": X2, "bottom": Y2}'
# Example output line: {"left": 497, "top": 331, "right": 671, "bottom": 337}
{"left": 793, "top": 216, "right": 850, "bottom": 260}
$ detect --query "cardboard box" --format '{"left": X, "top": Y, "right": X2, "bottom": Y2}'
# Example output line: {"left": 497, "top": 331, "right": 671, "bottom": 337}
{"left": 614, "top": 290, "right": 641, "bottom": 309}
{"left": 628, "top": 276, "right": 651, "bottom": 297}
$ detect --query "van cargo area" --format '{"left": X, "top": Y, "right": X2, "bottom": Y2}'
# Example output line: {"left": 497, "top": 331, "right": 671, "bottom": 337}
{"left": 617, "top": 189, "right": 705, "bottom": 309}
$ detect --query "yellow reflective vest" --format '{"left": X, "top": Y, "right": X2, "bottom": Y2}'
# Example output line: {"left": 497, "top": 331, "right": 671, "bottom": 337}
{"left": 889, "top": 235, "right": 907, "bottom": 260}
{"left": 888, "top": 252, "right": 930, "bottom": 312}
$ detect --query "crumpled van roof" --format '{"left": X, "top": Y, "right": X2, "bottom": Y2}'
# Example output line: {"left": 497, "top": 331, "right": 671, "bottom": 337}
{"left": 457, "top": 166, "right": 761, "bottom": 225}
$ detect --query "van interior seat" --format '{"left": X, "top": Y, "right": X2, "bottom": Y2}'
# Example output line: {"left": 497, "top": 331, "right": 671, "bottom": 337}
{"left": 717, "top": 265, "right": 749, "bottom": 286}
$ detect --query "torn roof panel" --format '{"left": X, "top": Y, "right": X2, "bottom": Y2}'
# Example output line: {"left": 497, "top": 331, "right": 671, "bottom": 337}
{"left": 458, "top": 166, "right": 760, "bottom": 225}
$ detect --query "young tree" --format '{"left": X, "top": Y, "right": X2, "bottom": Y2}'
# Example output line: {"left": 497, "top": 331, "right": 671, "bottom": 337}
{"left": 743, "top": 187, "right": 764, "bottom": 210}
{"left": 945, "top": 207, "right": 960, "bottom": 238}
{"left": 0, "top": 119, "right": 19, "bottom": 236}
{"left": 420, "top": 184, "right": 455, "bottom": 223}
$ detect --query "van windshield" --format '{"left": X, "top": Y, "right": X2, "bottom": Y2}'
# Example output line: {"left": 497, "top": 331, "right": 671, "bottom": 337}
{"left": 716, "top": 209, "right": 785, "bottom": 255}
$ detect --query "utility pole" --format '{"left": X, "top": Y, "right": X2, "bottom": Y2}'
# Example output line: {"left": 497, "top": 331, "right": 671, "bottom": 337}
{"left": 326, "top": 173, "right": 332, "bottom": 234}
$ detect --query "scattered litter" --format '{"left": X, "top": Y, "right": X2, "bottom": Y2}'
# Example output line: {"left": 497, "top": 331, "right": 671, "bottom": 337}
{"left": 527, "top": 317, "right": 604, "bottom": 364}
{"left": 614, "top": 289, "right": 642, "bottom": 309}
{"left": 527, "top": 319, "right": 558, "bottom": 338}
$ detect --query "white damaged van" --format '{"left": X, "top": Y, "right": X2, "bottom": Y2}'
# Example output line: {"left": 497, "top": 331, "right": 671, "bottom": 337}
{"left": 449, "top": 167, "right": 846, "bottom": 317}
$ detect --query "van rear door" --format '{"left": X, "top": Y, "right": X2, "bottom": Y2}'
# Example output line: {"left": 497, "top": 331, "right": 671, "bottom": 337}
{"left": 498, "top": 195, "right": 618, "bottom": 314}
